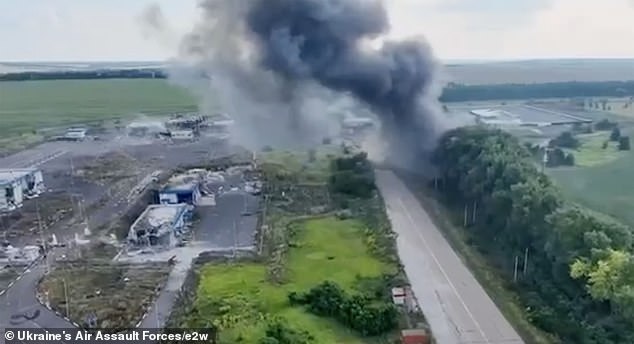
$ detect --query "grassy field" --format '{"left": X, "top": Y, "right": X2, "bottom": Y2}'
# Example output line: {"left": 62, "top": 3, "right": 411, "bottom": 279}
{"left": 187, "top": 217, "right": 394, "bottom": 344}
{"left": 259, "top": 146, "right": 340, "bottom": 184}
{"left": 0, "top": 79, "right": 197, "bottom": 136}
{"left": 562, "top": 131, "right": 626, "bottom": 167}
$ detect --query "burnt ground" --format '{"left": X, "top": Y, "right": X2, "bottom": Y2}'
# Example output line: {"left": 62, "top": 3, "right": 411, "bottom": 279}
{"left": 1, "top": 134, "right": 240, "bottom": 248}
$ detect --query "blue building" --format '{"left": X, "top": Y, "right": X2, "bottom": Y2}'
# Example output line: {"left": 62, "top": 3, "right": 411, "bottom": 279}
{"left": 159, "top": 182, "right": 201, "bottom": 206}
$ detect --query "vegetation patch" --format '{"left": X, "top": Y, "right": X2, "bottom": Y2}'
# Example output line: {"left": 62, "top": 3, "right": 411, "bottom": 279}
{"left": 568, "top": 131, "right": 629, "bottom": 167}
{"left": 430, "top": 125, "right": 634, "bottom": 343}
{"left": 184, "top": 217, "right": 394, "bottom": 344}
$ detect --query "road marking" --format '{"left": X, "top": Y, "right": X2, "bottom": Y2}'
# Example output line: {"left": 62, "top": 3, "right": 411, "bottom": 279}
{"left": 398, "top": 197, "right": 490, "bottom": 344}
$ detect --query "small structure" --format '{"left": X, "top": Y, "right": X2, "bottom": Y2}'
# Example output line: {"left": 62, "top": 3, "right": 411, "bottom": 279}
{"left": 128, "top": 204, "right": 190, "bottom": 247}
{"left": 0, "top": 168, "right": 45, "bottom": 212}
{"left": 401, "top": 329, "right": 430, "bottom": 344}
{"left": 64, "top": 127, "right": 87, "bottom": 141}
{"left": 392, "top": 287, "right": 406, "bottom": 306}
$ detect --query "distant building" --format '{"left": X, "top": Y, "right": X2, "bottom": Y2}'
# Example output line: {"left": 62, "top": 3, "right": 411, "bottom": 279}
{"left": 0, "top": 168, "right": 45, "bottom": 212}
{"left": 64, "top": 127, "right": 87, "bottom": 141}
{"left": 128, "top": 204, "right": 190, "bottom": 247}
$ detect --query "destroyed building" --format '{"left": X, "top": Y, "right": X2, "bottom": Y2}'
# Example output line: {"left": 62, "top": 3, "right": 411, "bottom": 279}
{"left": 128, "top": 204, "right": 191, "bottom": 247}
{"left": 159, "top": 171, "right": 205, "bottom": 205}
{"left": 0, "top": 168, "right": 45, "bottom": 212}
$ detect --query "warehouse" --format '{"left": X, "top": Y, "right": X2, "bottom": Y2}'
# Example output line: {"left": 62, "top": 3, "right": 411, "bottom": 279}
{"left": 127, "top": 204, "right": 191, "bottom": 247}
{"left": 0, "top": 168, "right": 45, "bottom": 212}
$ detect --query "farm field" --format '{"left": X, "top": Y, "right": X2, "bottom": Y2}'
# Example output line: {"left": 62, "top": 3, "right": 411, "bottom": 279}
{"left": 186, "top": 217, "right": 395, "bottom": 344}
{"left": 0, "top": 79, "right": 198, "bottom": 136}
{"left": 444, "top": 59, "right": 634, "bottom": 84}
{"left": 548, "top": 129, "right": 634, "bottom": 227}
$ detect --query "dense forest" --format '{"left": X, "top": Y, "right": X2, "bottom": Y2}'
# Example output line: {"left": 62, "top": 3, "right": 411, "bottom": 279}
{"left": 432, "top": 126, "right": 634, "bottom": 344}
{"left": 440, "top": 81, "right": 634, "bottom": 102}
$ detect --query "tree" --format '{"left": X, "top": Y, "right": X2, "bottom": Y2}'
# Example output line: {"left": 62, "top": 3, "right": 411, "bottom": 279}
{"left": 550, "top": 131, "right": 579, "bottom": 149}
{"left": 619, "top": 136, "right": 631, "bottom": 151}
{"left": 564, "top": 153, "right": 575, "bottom": 166}
{"left": 595, "top": 119, "right": 618, "bottom": 131}
{"left": 307, "top": 149, "right": 316, "bottom": 163}
{"left": 602, "top": 141, "right": 609, "bottom": 149}
{"left": 610, "top": 127, "right": 622, "bottom": 141}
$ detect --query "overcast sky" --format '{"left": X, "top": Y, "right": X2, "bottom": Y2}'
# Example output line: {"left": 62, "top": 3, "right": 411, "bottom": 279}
{"left": 1, "top": 0, "right": 633, "bottom": 62}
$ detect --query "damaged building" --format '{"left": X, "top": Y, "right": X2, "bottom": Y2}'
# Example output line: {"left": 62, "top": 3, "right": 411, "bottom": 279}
{"left": 158, "top": 171, "right": 205, "bottom": 205}
{"left": 128, "top": 204, "right": 191, "bottom": 247}
{"left": 0, "top": 168, "right": 45, "bottom": 212}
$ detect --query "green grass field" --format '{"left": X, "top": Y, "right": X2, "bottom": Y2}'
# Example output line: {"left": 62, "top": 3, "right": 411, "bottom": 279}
{"left": 548, "top": 128, "right": 634, "bottom": 227}
{"left": 563, "top": 131, "right": 626, "bottom": 167}
{"left": 190, "top": 217, "right": 394, "bottom": 344}
{"left": 0, "top": 79, "right": 197, "bottom": 136}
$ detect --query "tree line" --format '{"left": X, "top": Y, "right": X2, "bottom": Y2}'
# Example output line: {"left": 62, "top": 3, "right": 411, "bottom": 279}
{"left": 440, "top": 81, "right": 634, "bottom": 102}
{"left": 4, "top": 70, "right": 634, "bottom": 104}
{"left": 0, "top": 69, "right": 167, "bottom": 81}
{"left": 432, "top": 126, "right": 634, "bottom": 343}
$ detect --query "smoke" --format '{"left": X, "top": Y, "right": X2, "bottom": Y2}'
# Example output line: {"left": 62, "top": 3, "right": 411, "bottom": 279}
{"left": 143, "top": 0, "right": 443, "bottom": 168}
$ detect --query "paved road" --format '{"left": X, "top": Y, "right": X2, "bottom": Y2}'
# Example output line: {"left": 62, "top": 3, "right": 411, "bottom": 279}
{"left": 375, "top": 170, "right": 524, "bottom": 344}
{"left": 0, "top": 256, "right": 76, "bottom": 334}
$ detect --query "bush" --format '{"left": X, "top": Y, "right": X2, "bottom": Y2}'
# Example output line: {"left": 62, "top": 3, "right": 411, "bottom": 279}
{"left": 564, "top": 153, "right": 575, "bottom": 166}
{"left": 329, "top": 152, "right": 375, "bottom": 198}
{"left": 259, "top": 320, "right": 313, "bottom": 344}
{"left": 619, "top": 136, "right": 631, "bottom": 151}
{"left": 595, "top": 119, "right": 618, "bottom": 131}
{"left": 289, "top": 281, "right": 398, "bottom": 336}
{"left": 550, "top": 131, "right": 579, "bottom": 149}
{"left": 610, "top": 127, "right": 621, "bottom": 141}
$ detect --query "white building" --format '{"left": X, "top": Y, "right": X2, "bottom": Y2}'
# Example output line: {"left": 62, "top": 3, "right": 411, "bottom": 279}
{"left": 128, "top": 204, "right": 191, "bottom": 247}
{"left": 64, "top": 127, "right": 87, "bottom": 141}
{"left": 0, "top": 168, "right": 45, "bottom": 212}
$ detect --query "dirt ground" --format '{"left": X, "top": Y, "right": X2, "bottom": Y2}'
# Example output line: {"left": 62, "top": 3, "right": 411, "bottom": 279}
{"left": 39, "top": 261, "right": 170, "bottom": 329}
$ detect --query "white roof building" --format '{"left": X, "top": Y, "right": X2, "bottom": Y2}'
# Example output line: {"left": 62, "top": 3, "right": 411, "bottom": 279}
{"left": 128, "top": 204, "right": 190, "bottom": 247}
{"left": 0, "top": 168, "right": 45, "bottom": 212}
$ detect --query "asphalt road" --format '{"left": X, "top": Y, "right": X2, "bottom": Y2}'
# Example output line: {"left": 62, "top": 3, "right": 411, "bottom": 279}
{"left": 375, "top": 170, "right": 524, "bottom": 344}
{"left": 0, "top": 256, "right": 75, "bottom": 334}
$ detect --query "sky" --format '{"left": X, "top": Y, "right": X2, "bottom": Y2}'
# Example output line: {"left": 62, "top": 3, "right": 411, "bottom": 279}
{"left": 1, "top": 0, "right": 633, "bottom": 62}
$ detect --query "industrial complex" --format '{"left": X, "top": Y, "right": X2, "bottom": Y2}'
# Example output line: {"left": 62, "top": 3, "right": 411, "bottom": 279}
{"left": 469, "top": 104, "right": 592, "bottom": 128}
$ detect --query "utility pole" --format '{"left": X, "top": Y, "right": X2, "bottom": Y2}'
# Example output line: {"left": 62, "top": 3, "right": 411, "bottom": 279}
{"left": 63, "top": 278, "right": 70, "bottom": 317}
{"left": 233, "top": 221, "right": 237, "bottom": 258}
{"left": 513, "top": 256, "right": 519, "bottom": 283}
{"left": 463, "top": 204, "right": 468, "bottom": 227}
{"left": 472, "top": 200, "right": 477, "bottom": 223}
{"left": 523, "top": 247, "right": 529, "bottom": 276}
{"left": 36, "top": 198, "right": 49, "bottom": 272}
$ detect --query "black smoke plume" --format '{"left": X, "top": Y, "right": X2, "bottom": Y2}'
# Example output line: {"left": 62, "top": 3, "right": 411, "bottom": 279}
{"left": 165, "top": 0, "right": 442, "bottom": 168}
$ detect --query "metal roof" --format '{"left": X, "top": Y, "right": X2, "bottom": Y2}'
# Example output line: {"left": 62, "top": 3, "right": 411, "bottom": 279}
{"left": 0, "top": 168, "right": 39, "bottom": 185}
